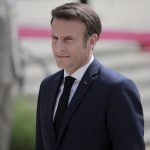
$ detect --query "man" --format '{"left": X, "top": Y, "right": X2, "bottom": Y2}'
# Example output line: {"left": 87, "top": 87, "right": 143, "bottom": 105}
{"left": 0, "top": 0, "right": 21, "bottom": 149}
{"left": 36, "top": 2, "right": 145, "bottom": 150}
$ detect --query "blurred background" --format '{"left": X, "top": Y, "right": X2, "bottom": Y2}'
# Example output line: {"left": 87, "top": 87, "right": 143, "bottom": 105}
{"left": 0, "top": 0, "right": 150, "bottom": 150}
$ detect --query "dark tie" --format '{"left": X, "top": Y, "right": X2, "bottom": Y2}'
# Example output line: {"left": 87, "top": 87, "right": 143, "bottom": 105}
{"left": 54, "top": 76, "right": 75, "bottom": 137}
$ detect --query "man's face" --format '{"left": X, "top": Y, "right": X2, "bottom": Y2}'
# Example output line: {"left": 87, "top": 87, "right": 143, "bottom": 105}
{"left": 51, "top": 18, "right": 93, "bottom": 75}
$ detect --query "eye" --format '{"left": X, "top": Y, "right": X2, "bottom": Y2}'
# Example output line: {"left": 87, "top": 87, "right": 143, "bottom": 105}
{"left": 52, "top": 36, "right": 58, "bottom": 42}
{"left": 63, "top": 37, "right": 73, "bottom": 43}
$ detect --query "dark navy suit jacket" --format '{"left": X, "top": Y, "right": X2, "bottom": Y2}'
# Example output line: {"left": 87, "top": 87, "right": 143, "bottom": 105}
{"left": 36, "top": 59, "right": 145, "bottom": 150}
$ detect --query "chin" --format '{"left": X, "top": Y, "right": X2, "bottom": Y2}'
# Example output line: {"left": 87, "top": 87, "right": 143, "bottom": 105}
{"left": 57, "top": 64, "right": 65, "bottom": 69}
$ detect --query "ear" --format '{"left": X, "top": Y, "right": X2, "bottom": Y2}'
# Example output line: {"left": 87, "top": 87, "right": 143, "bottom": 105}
{"left": 87, "top": 34, "right": 99, "bottom": 50}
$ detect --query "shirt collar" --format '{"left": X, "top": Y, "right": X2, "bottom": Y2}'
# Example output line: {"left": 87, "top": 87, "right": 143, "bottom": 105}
{"left": 64, "top": 55, "right": 94, "bottom": 81}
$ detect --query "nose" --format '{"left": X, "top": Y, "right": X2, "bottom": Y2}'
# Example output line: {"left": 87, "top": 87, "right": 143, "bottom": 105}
{"left": 55, "top": 39, "right": 65, "bottom": 52}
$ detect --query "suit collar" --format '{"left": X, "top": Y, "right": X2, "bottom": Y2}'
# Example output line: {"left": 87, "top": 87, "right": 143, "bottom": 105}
{"left": 64, "top": 54, "right": 94, "bottom": 81}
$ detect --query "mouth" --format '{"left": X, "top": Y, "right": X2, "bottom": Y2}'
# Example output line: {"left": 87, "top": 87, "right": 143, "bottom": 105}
{"left": 56, "top": 55, "right": 70, "bottom": 59}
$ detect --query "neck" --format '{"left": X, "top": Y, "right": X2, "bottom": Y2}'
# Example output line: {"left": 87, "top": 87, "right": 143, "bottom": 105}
{"left": 65, "top": 54, "right": 93, "bottom": 75}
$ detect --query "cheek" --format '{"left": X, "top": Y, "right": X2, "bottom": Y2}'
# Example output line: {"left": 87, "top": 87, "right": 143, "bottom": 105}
{"left": 51, "top": 44, "right": 56, "bottom": 53}
{"left": 51, "top": 43, "right": 54, "bottom": 50}
{"left": 75, "top": 50, "right": 85, "bottom": 61}
{"left": 51, "top": 48, "right": 55, "bottom": 55}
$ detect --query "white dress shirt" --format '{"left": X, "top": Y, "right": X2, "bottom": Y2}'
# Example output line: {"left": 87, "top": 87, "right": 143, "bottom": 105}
{"left": 53, "top": 55, "right": 94, "bottom": 119}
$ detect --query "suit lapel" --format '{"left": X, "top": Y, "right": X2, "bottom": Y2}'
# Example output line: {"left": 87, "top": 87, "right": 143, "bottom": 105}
{"left": 44, "top": 71, "right": 63, "bottom": 146}
{"left": 56, "top": 59, "right": 101, "bottom": 146}
{"left": 48, "top": 72, "right": 64, "bottom": 125}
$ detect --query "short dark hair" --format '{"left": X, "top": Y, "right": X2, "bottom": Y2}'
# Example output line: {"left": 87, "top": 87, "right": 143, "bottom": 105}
{"left": 51, "top": 2, "right": 102, "bottom": 40}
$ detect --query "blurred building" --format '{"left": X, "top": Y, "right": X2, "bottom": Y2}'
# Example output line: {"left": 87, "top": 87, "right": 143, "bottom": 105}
{"left": 0, "top": 0, "right": 21, "bottom": 149}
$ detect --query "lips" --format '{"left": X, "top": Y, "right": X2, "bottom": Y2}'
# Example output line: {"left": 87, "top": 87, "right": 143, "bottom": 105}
{"left": 56, "top": 55, "right": 70, "bottom": 60}
{"left": 56, "top": 55, "right": 69, "bottom": 58}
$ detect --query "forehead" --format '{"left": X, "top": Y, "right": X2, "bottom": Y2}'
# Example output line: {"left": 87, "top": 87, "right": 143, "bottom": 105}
{"left": 51, "top": 18, "right": 86, "bottom": 37}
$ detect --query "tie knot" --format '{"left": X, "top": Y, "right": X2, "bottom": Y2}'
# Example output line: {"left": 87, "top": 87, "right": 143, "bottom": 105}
{"left": 64, "top": 76, "right": 75, "bottom": 89}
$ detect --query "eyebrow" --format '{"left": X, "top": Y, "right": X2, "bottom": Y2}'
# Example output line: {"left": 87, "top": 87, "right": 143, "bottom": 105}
{"left": 51, "top": 35, "right": 74, "bottom": 39}
{"left": 63, "top": 36, "right": 73, "bottom": 39}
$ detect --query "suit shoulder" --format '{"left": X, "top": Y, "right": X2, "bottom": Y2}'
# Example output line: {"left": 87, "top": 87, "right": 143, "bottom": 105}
{"left": 40, "top": 70, "right": 63, "bottom": 87}
{"left": 99, "top": 65, "right": 131, "bottom": 85}
{"left": 96, "top": 64, "right": 139, "bottom": 97}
